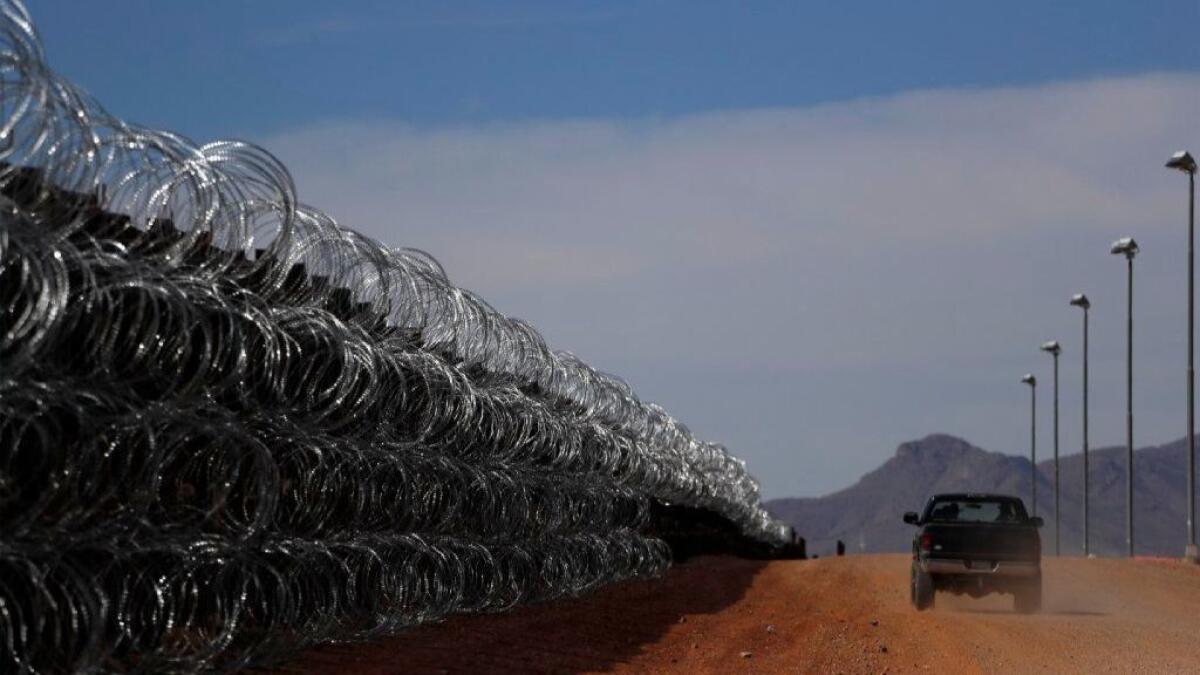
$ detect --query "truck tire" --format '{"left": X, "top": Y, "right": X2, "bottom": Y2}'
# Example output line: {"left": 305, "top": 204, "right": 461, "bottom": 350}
{"left": 911, "top": 562, "right": 935, "bottom": 611}
{"left": 1013, "top": 575, "right": 1041, "bottom": 614}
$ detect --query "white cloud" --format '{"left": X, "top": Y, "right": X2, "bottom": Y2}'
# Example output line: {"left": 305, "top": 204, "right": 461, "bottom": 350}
{"left": 265, "top": 73, "right": 1200, "bottom": 498}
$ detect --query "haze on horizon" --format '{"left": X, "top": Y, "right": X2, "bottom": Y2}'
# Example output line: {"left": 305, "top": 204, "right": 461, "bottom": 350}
{"left": 37, "top": 1, "right": 1200, "bottom": 498}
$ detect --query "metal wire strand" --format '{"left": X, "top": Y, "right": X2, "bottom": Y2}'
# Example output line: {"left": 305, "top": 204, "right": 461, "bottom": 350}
{"left": 0, "top": 1, "right": 788, "bottom": 671}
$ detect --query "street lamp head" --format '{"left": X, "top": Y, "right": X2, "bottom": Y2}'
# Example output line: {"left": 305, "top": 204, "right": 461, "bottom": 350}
{"left": 1069, "top": 293, "right": 1091, "bottom": 309}
{"left": 1110, "top": 237, "right": 1139, "bottom": 258}
{"left": 1165, "top": 150, "right": 1197, "bottom": 174}
{"left": 1021, "top": 373, "right": 1037, "bottom": 387}
{"left": 1040, "top": 340, "right": 1062, "bottom": 355}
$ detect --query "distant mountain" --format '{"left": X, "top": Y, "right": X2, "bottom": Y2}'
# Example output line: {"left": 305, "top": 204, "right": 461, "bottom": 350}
{"left": 766, "top": 434, "right": 1197, "bottom": 557}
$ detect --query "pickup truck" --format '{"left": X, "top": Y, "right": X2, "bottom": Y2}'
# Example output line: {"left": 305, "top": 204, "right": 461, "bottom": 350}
{"left": 903, "top": 493, "right": 1043, "bottom": 613}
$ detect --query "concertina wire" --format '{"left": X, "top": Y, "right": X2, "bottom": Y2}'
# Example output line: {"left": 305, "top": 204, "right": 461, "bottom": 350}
{"left": 0, "top": 1, "right": 790, "bottom": 671}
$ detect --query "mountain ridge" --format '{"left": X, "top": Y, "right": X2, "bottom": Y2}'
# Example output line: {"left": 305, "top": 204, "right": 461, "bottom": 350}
{"left": 765, "top": 434, "right": 1197, "bottom": 557}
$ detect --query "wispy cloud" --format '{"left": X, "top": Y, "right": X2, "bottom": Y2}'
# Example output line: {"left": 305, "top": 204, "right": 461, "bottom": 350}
{"left": 265, "top": 73, "right": 1200, "bottom": 497}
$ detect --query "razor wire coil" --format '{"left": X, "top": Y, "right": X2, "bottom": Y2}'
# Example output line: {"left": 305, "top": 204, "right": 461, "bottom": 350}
{"left": 0, "top": 1, "right": 788, "bottom": 671}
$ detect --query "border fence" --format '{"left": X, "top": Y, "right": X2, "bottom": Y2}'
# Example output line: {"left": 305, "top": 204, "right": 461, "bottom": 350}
{"left": 0, "top": 2, "right": 793, "bottom": 671}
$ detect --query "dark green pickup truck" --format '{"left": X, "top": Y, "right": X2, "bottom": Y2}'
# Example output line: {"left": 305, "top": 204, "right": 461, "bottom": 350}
{"left": 903, "top": 493, "right": 1043, "bottom": 613}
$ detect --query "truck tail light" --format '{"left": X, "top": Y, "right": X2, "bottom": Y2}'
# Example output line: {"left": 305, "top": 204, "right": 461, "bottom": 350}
{"left": 919, "top": 533, "right": 934, "bottom": 552}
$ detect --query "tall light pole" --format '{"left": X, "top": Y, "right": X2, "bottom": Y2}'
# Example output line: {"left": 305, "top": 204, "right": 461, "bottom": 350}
{"left": 1041, "top": 341, "right": 1062, "bottom": 556}
{"left": 1070, "top": 294, "right": 1091, "bottom": 556}
{"left": 1166, "top": 150, "right": 1197, "bottom": 563}
{"left": 1112, "top": 236, "right": 1139, "bottom": 557}
{"left": 1021, "top": 374, "right": 1038, "bottom": 517}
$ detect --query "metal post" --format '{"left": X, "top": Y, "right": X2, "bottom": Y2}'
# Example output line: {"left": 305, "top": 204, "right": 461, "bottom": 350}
{"left": 1031, "top": 384, "right": 1037, "bottom": 517}
{"left": 1111, "top": 238, "right": 1138, "bottom": 557}
{"left": 1041, "top": 341, "right": 1063, "bottom": 554}
{"left": 1167, "top": 152, "right": 1196, "bottom": 561}
{"left": 1083, "top": 306, "right": 1090, "bottom": 557}
{"left": 1126, "top": 255, "right": 1135, "bottom": 558}
{"left": 1053, "top": 350, "right": 1060, "bottom": 556}
{"left": 1072, "top": 294, "right": 1091, "bottom": 557}
{"left": 1189, "top": 170, "right": 1197, "bottom": 561}
{"left": 1022, "top": 374, "right": 1038, "bottom": 517}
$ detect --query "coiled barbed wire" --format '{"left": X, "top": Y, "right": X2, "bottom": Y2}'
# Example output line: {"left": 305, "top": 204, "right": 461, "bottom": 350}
{"left": 0, "top": 1, "right": 790, "bottom": 671}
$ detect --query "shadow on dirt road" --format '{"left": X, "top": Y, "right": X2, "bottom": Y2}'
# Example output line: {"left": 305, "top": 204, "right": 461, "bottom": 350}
{"left": 279, "top": 556, "right": 766, "bottom": 674}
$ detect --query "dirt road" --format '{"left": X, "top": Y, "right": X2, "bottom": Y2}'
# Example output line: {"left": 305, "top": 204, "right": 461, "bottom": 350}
{"left": 287, "top": 554, "right": 1200, "bottom": 674}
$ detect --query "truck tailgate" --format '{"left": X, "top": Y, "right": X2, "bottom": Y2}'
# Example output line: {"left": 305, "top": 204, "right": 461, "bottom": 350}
{"left": 924, "top": 523, "right": 1039, "bottom": 561}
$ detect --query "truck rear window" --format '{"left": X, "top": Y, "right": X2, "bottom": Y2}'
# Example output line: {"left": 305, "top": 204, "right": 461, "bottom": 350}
{"left": 925, "top": 499, "right": 1028, "bottom": 524}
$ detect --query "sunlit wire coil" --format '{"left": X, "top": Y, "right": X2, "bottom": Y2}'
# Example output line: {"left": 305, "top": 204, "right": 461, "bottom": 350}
{"left": 0, "top": 1, "right": 788, "bottom": 670}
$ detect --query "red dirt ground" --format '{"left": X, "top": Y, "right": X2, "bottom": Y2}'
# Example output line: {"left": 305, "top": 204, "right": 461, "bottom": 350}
{"left": 280, "top": 554, "right": 1200, "bottom": 674}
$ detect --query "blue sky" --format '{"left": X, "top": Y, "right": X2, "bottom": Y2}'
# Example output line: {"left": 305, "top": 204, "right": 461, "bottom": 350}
{"left": 36, "top": 1, "right": 1198, "bottom": 140}
{"left": 30, "top": 2, "right": 1200, "bottom": 498}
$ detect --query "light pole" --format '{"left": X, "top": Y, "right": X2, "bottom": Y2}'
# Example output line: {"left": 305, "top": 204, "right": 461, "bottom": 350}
{"left": 1166, "top": 150, "right": 1197, "bottom": 563}
{"left": 1112, "top": 236, "right": 1139, "bottom": 557}
{"left": 1041, "top": 340, "right": 1062, "bottom": 556}
{"left": 1021, "top": 374, "right": 1038, "bottom": 517}
{"left": 1070, "top": 293, "right": 1091, "bottom": 556}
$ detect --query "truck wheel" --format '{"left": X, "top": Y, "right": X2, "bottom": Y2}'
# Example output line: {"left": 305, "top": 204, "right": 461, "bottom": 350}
{"left": 911, "top": 563, "right": 935, "bottom": 611}
{"left": 1013, "top": 576, "right": 1041, "bottom": 614}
